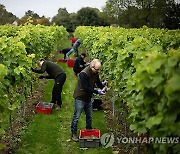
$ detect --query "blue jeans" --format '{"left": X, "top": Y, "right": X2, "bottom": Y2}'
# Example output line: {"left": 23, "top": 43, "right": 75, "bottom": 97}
{"left": 71, "top": 99, "right": 92, "bottom": 135}
{"left": 65, "top": 48, "right": 78, "bottom": 60}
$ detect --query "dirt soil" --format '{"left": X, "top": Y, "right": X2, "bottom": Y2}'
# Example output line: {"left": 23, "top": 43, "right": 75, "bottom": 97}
{"left": 0, "top": 80, "right": 147, "bottom": 154}
{"left": 102, "top": 100, "right": 148, "bottom": 154}
{"left": 0, "top": 80, "right": 46, "bottom": 154}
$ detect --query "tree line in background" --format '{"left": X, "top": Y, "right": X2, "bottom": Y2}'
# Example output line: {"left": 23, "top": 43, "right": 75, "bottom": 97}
{"left": 0, "top": 0, "right": 179, "bottom": 31}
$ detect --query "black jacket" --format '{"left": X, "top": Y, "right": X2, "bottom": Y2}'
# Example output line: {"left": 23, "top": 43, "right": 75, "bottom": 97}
{"left": 60, "top": 48, "right": 71, "bottom": 54}
{"left": 73, "top": 55, "right": 86, "bottom": 74}
{"left": 33, "top": 61, "right": 65, "bottom": 79}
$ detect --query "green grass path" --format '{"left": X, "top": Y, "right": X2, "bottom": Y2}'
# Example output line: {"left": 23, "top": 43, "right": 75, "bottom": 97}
{"left": 16, "top": 57, "right": 113, "bottom": 154}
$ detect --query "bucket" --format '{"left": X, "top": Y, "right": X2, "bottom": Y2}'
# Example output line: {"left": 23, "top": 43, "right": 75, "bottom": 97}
{"left": 67, "top": 59, "right": 74, "bottom": 68}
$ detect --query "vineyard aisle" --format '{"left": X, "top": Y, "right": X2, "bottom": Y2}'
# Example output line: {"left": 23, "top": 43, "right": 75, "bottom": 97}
{"left": 15, "top": 56, "right": 113, "bottom": 154}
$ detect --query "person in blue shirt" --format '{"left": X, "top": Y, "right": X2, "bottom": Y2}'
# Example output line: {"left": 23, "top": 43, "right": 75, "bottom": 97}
{"left": 65, "top": 39, "right": 82, "bottom": 60}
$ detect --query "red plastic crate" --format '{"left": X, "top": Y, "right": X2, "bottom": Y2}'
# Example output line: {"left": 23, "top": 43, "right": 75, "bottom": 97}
{"left": 36, "top": 102, "right": 54, "bottom": 114}
{"left": 67, "top": 59, "right": 74, "bottom": 68}
{"left": 58, "top": 58, "right": 66, "bottom": 63}
{"left": 79, "top": 129, "right": 101, "bottom": 148}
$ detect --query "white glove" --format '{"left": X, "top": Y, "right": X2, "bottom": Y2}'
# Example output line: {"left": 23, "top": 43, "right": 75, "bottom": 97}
{"left": 102, "top": 86, "right": 107, "bottom": 92}
{"left": 102, "top": 80, "right": 108, "bottom": 86}
{"left": 85, "top": 63, "right": 90, "bottom": 66}
{"left": 97, "top": 89, "right": 105, "bottom": 95}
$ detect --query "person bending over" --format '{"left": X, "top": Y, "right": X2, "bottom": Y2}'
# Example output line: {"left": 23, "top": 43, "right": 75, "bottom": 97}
{"left": 65, "top": 39, "right": 82, "bottom": 60}
{"left": 59, "top": 48, "right": 71, "bottom": 60}
{"left": 31, "top": 59, "right": 66, "bottom": 109}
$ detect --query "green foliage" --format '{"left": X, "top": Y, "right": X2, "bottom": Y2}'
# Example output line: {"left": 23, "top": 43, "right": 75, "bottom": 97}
{"left": 25, "top": 10, "right": 40, "bottom": 19}
{"left": 74, "top": 26, "right": 180, "bottom": 154}
{"left": 76, "top": 7, "right": 108, "bottom": 26}
{"left": 0, "top": 24, "right": 68, "bottom": 144}
{"left": 0, "top": 4, "right": 18, "bottom": 25}
{"left": 18, "top": 11, "right": 51, "bottom": 26}
{"left": 16, "top": 56, "right": 112, "bottom": 154}
{"left": 103, "top": 0, "right": 180, "bottom": 29}
{"left": 163, "top": 1, "right": 180, "bottom": 29}
{"left": 52, "top": 8, "right": 72, "bottom": 32}
{"left": 0, "top": 64, "right": 7, "bottom": 80}
{"left": 51, "top": 7, "right": 109, "bottom": 32}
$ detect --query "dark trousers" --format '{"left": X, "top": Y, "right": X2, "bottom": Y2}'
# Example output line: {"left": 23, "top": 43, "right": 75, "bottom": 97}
{"left": 93, "top": 99, "right": 103, "bottom": 110}
{"left": 51, "top": 73, "right": 66, "bottom": 106}
{"left": 63, "top": 53, "right": 66, "bottom": 59}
